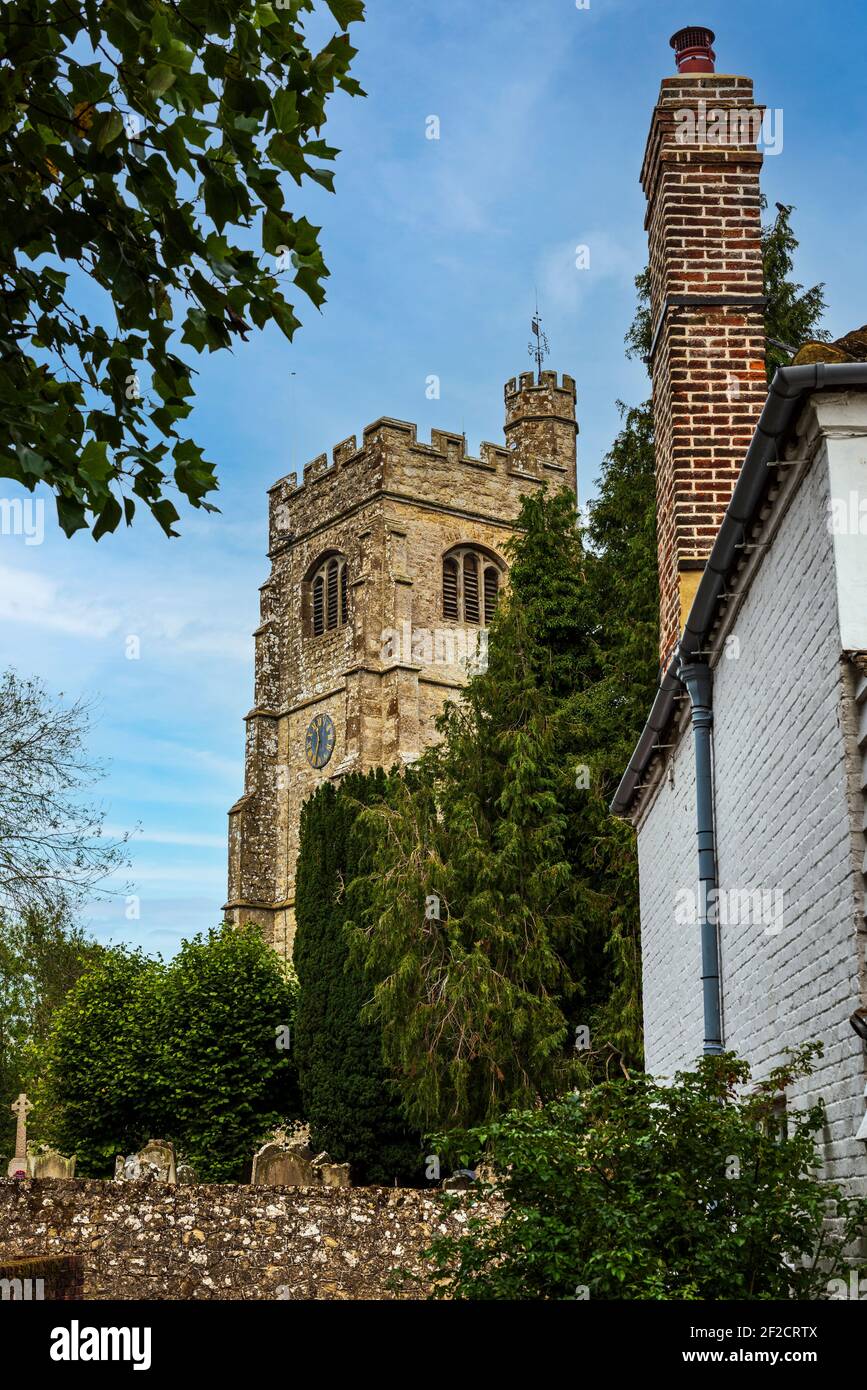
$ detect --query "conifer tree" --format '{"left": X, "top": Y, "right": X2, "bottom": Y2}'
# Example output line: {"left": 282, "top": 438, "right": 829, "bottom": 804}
{"left": 348, "top": 492, "right": 631, "bottom": 1132}
{"left": 583, "top": 198, "right": 829, "bottom": 1059}
{"left": 294, "top": 771, "right": 422, "bottom": 1184}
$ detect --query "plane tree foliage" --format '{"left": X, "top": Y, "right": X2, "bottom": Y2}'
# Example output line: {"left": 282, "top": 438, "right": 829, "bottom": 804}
{"left": 0, "top": 0, "right": 364, "bottom": 538}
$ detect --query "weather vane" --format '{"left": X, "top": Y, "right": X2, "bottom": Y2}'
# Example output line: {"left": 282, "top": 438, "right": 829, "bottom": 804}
{"left": 528, "top": 303, "right": 549, "bottom": 377}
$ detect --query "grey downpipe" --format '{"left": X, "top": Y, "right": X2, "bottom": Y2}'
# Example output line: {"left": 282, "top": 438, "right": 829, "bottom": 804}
{"left": 678, "top": 660, "right": 723, "bottom": 1055}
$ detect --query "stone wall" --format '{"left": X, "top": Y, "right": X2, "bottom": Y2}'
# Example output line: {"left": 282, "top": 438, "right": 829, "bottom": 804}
{"left": 0, "top": 1252, "right": 83, "bottom": 1300}
{"left": 0, "top": 1180, "right": 472, "bottom": 1300}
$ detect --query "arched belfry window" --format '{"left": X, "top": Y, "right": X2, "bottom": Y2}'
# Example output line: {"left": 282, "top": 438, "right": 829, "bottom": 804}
{"left": 309, "top": 554, "right": 348, "bottom": 636}
{"left": 442, "top": 547, "right": 503, "bottom": 625}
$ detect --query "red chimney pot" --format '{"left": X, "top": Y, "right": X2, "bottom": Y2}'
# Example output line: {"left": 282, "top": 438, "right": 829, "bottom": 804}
{"left": 670, "top": 26, "right": 716, "bottom": 74}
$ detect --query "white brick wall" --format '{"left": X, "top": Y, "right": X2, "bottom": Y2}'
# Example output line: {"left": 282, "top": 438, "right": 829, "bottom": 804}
{"left": 637, "top": 409, "right": 867, "bottom": 1195}
{"left": 637, "top": 724, "right": 702, "bottom": 1072}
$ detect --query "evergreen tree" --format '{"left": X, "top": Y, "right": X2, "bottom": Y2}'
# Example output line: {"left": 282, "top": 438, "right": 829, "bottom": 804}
{"left": 345, "top": 203, "right": 830, "bottom": 1134}
{"left": 349, "top": 493, "right": 632, "bottom": 1132}
{"left": 626, "top": 199, "right": 829, "bottom": 371}
{"left": 583, "top": 198, "right": 830, "bottom": 1062}
{"left": 761, "top": 199, "right": 830, "bottom": 377}
{"left": 295, "top": 771, "right": 422, "bottom": 1184}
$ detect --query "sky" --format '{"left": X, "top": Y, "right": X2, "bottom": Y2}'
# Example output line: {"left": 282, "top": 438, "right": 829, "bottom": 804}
{"left": 4, "top": 0, "right": 867, "bottom": 957}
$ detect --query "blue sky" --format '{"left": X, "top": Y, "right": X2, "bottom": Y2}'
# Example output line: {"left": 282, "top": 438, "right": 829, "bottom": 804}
{"left": 3, "top": 0, "right": 866, "bottom": 956}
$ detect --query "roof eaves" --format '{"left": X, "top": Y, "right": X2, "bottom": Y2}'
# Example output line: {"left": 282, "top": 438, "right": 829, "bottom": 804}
{"left": 610, "top": 362, "right": 867, "bottom": 819}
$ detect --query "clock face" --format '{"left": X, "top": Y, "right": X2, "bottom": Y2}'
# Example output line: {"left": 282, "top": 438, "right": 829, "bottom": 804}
{"left": 305, "top": 712, "right": 335, "bottom": 769}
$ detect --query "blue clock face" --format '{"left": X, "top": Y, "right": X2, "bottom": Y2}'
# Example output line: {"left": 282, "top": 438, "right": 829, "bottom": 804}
{"left": 305, "top": 713, "right": 335, "bottom": 769}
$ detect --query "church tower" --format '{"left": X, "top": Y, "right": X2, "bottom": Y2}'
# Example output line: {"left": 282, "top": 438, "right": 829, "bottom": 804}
{"left": 225, "top": 370, "right": 578, "bottom": 958}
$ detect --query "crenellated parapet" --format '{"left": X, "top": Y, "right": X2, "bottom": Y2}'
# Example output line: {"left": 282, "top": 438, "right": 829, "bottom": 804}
{"left": 504, "top": 368, "right": 577, "bottom": 405}
{"left": 266, "top": 373, "right": 578, "bottom": 552}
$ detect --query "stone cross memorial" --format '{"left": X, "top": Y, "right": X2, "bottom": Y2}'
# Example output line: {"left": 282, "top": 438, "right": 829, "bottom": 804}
{"left": 8, "top": 1092, "right": 32, "bottom": 1177}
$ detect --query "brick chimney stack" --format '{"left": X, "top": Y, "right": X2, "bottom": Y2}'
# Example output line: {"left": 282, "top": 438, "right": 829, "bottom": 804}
{"left": 642, "top": 27, "right": 767, "bottom": 663}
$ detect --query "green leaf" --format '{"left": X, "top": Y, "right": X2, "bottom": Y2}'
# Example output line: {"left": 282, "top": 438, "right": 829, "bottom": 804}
{"left": 92, "top": 109, "right": 124, "bottom": 151}
{"left": 0, "top": 0, "right": 364, "bottom": 540}
{"left": 79, "top": 438, "right": 112, "bottom": 489}
{"left": 271, "top": 89, "right": 298, "bottom": 133}
{"left": 56, "top": 496, "right": 89, "bottom": 537}
{"left": 326, "top": 0, "right": 365, "bottom": 31}
{"left": 151, "top": 498, "right": 180, "bottom": 536}
{"left": 147, "top": 65, "right": 177, "bottom": 97}
{"left": 92, "top": 493, "right": 122, "bottom": 540}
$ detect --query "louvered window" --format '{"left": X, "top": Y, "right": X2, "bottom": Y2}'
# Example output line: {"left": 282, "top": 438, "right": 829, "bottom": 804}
{"left": 483, "top": 565, "right": 499, "bottom": 624}
{"left": 463, "top": 554, "right": 479, "bottom": 623}
{"left": 309, "top": 555, "right": 348, "bottom": 635}
{"left": 442, "top": 547, "right": 504, "bottom": 626}
{"left": 312, "top": 575, "right": 325, "bottom": 636}
{"left": 327, "top": 559, "right": 339, "bottom": 629}
{"left": 443, "top": 558, "right": 459, "bottom": 620}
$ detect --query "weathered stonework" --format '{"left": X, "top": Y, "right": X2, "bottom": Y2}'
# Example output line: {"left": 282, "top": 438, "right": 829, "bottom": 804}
{"left": 0, "top": 1251, "right": 83, "bottom": 1300}
{"left": 226, "top": 372, "right": 578, "bottom": 956}
{"left": 0, "top": 1180, "right": 479, "bottom": 1300}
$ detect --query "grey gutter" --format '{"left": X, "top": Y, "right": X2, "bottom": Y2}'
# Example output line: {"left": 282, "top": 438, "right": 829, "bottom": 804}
{"left": 611, "top": 361, "right": 867, "bottom": 818}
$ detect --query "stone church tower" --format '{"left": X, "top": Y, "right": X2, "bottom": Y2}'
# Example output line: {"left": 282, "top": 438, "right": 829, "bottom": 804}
{"left": 225, "top": 370, "right": 578, "bottom": 957}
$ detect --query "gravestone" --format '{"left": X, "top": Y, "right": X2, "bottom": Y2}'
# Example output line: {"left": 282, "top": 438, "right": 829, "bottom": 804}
{"left": 26, "top": 1145, "right": 76, "bottom": 1179}
{"left": 251, "top": 1139, "right": 315, "bottom": 1186}
{"left": 318, "top": 1161, "right": 351, "bottom": 1189}
{"left": 114, "top": 1140, "right": 177, "bottom": 1183}
{"left": 251, "top": 1140, "right": 352, "bottom": 1187}
{"left": 137, "top": 1140, "right": 176, "bottom": 1183}
{"left": 8, "top": 1093, "right": 32, "bottom": 1178}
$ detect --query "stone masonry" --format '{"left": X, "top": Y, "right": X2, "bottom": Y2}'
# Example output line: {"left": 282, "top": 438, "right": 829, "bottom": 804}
{"left": 226, "top": 372, "right": 578, "bottom": 956}
{"left": 0, "top": 1179, "right": 478, "bottom": 1300}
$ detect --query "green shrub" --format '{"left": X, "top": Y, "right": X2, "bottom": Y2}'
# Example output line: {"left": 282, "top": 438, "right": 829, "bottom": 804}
{"left": 425, "top": 1045, "right": 867, "bottom": 1300}
{"left": 160, "top": 924, "right": 301, "bottom": 1181}
{"left": 43, "top": 946, "right": 164, "bottom": 1174}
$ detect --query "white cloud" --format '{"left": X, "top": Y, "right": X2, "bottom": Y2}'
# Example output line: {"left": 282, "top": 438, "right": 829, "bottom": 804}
{"left": 104, "top": 824, "right": 227, "bottom": 849}
{"left": 536, "top": 230, "right": 642, "bottom": 314}
{"left": 0, "top": 562, "right": 120, "bottom": 638}
{"left": 0, "top": 558, "right": 251, "bottom": 663}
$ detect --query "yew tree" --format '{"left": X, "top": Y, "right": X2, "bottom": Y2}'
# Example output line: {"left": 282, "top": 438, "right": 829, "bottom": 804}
{"left": 0, "top": 0, "right": 364, "bottom": 538}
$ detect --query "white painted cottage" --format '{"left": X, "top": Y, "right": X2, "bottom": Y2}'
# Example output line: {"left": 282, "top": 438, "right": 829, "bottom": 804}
{"left": 612, "top": 27, "right": 867, "bottom": 1194}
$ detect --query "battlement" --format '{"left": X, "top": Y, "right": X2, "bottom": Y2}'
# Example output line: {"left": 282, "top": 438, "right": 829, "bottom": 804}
{"left": 267, "top": 416, "right": 521, "bottom": 510}
{"left": 266, "top": 372, "right": 577, "bottom": 544}
{"left": 504, "top": 369, "right": 577, "bottom": 400}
